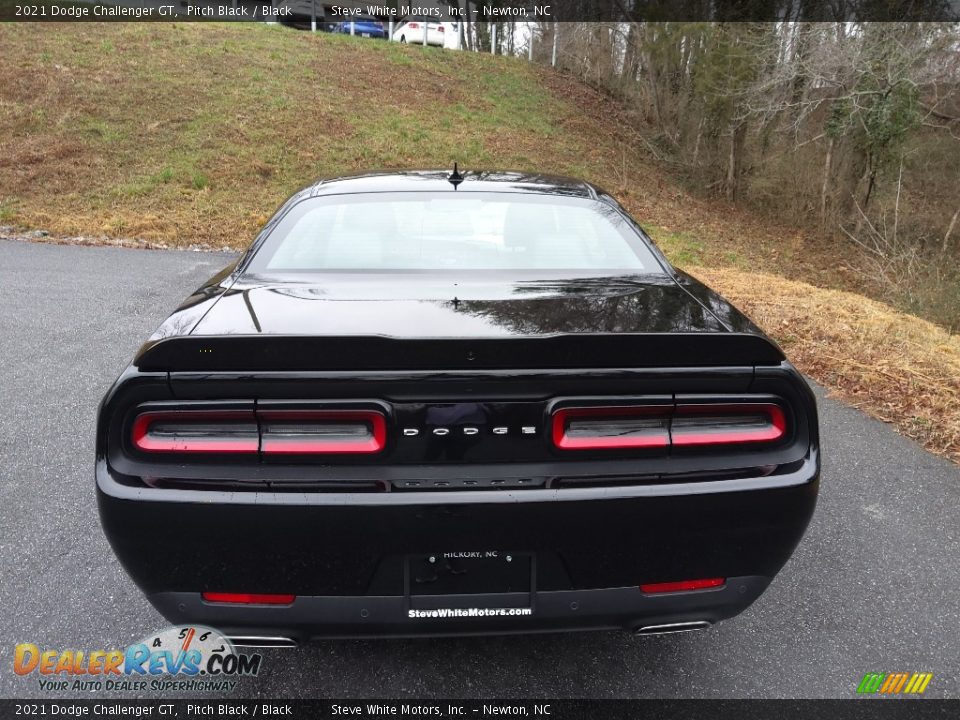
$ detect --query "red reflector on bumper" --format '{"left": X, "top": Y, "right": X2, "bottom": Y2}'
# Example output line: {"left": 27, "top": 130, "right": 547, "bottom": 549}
{"left": 640, "top": 578, "right": 725, "bottom": 594}
{"left": 201, "top": 592, "right": 296, "bottom": 605}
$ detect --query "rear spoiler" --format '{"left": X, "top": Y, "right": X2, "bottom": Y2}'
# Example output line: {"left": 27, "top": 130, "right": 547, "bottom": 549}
{"left": 134, "top": 334, "right": 785, "bottom": 372}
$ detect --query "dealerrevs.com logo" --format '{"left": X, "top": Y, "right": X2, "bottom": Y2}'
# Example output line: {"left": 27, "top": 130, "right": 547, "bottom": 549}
{"left": 14, "top": 626, "right": 261, "bottom": 693}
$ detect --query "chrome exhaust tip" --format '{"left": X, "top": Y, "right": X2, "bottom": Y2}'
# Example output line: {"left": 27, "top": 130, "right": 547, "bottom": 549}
{"left": 228, "top": 636, "right": 298, "bottom": 648}
{"left": 635, "top": 620, "right": 712, "bottom": 636}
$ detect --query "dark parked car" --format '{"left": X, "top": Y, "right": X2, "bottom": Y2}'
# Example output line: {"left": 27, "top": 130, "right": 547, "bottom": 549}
{"left": 333, "top": 17, "right": 387, "bottom": 39}
{"left": 97, "top": 170, "right": 819, "bottom": 644}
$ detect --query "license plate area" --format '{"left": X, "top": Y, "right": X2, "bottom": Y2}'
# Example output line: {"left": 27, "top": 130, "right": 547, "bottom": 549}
{"left": 406, "top": 552, "right": 532, "bottom": 610}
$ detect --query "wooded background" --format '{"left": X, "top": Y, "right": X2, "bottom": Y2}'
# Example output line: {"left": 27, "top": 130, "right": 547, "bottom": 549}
{"left": 470, "top": 20, "right": 960, "bottom": 330}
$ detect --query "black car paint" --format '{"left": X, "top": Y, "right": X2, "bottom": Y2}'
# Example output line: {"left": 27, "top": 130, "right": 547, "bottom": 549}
{"left": 96, "top": 171, "right": 820, "bottom": 639}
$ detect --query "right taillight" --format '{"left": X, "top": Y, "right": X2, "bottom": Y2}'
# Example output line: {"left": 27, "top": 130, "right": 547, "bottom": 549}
{"left": 551, "top": 402, "right": 787, "bottom": 451}
{"left": 671, "top": 403, "right": 786, "bottom": 447}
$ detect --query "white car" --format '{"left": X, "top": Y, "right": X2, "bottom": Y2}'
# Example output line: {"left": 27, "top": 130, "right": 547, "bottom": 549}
{"left": 392, "top": 20, "right": 446, "bottom": 47}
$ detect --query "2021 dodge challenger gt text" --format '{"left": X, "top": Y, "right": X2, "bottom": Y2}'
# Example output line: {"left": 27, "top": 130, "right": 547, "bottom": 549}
{"left": 96, "top": 170, "right": 819, "bottom": 643}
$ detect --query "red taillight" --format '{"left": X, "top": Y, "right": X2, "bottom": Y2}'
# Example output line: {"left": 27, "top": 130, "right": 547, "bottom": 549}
{"left": 131, "top": 408, "right": 386, "bottom": 455}
{"left": 131, "top": 410, "right": 259, "bottom": 454}
{"left": 552, "top": 406, "right": 670, "bottom": 450}
{"left": 671, "top": 403, "right": 786, "bottom": 447}
{"left": 259, "top": 410, "right": 386, "bottom": 455}
{"left": 408, "top": 22, "right": 419, "bottom": 29}
{"left": 551, "top": 402, "right": 787, "bottom": 451}
{"left": 640, "top": 578, "right": 725, "bottom": 594}
{"left": 202, "top": 592, "right": 296, "bottom": 605}
{"left": 437, "top": 25, "right": 444, "bottom": 31}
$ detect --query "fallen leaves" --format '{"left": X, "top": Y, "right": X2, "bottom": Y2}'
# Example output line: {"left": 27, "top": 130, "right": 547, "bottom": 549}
{"left": 693, "top": 266, "right": 960, "bottom": 464}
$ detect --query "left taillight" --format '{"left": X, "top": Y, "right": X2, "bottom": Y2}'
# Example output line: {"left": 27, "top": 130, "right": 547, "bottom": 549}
{"left": 259, "top": 410, "right": 386, "bottom": 455}
{"left": 130, "top": 407, "right": 387, "bottom": 456}
{"left": 131, "top": 410, "right": 259, "bottom": 454}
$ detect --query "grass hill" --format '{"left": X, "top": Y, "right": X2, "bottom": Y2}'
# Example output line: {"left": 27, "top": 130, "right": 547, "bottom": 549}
{"left": 1, "top": 22, "right": 957, "bottom": 462}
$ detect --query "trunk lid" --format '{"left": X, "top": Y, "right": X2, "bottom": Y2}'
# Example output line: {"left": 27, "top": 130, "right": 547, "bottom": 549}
{"left": 192, "top": 274, "right": 730, "bottom": 337}
{"left": 136, "top": 275, "right": 783, "bottom": 372}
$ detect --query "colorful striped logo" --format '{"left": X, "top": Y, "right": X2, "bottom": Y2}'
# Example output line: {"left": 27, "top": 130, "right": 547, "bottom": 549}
{"left": 857, "top": 672, "right": 933, "bottom": 695}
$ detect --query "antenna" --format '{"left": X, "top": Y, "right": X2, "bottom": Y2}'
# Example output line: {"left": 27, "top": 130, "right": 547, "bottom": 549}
{"left": 448, "top": 162, "right": 464, "bottom": 190}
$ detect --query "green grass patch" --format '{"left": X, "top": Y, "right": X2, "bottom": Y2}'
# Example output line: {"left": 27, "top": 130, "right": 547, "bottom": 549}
{"left": 644, "top": 225, "right": 707, "bottom": 267}
{"left": 191, "top": 172, "right": 210, "bottom": 191}
{"left": 0, "top": 201, "right": 17, "bottom": 224}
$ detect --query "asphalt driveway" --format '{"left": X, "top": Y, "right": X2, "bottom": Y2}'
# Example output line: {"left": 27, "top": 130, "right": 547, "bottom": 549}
{"left": 0, "top": 239, "right": 957, "bottom": 699}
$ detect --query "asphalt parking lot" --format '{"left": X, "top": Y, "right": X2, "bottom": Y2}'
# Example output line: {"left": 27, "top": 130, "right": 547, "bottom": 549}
{"left": 1, "top": 238, "right": 957, "bottom": 699}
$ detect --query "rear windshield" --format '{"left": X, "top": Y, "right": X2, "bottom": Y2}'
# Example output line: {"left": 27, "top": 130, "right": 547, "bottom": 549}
{"left": 247, "top": 192, "right": 662, "bottom": 274}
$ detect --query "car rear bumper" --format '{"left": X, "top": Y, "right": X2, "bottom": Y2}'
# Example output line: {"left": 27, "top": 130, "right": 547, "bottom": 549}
{"left": 96, "top": 452, "right": 818, "bottom": 638}
{"left": 147, "top": 576, "right": 771, "bottom": 641}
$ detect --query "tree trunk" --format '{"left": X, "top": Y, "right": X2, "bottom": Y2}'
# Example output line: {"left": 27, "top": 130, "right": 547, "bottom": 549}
{"left": 790, "top": 23, "right": 808, "bottom": 109}
{"left": 862, "top": 168, "right": 877, "bottom": 214}
{"left": 943, "top": 204, "right": 960, "bottom": 254}
{"left": 641, "top": 25, "right": 666, "bottom": 135}
{"left": 852, "top": 162, "right": 872, "bottom": 234}
{"left": 819, "top": 135, "right": 835, "bottom": 226}
{"left": 692, "top": 116, "right": 704, "bottom": 167}
{"left": 726, "top": 122, "right": 746, "bottom": 202}
{"left": 621, "top": 23, "right": 640, "bottom": 85}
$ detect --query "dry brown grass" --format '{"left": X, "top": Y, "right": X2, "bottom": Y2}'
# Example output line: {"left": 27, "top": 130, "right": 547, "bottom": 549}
{"left": 693, "top": 267, "right": 960, "bottom": 463}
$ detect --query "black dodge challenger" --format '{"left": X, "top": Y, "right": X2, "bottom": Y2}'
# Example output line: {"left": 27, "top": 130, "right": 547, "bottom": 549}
{"left": 97, "top": 170, "right": 819, "bottom": 643}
